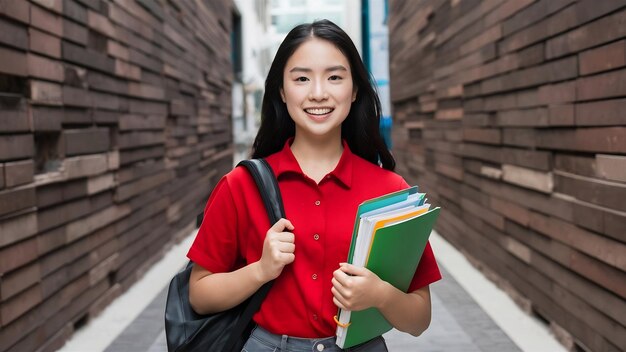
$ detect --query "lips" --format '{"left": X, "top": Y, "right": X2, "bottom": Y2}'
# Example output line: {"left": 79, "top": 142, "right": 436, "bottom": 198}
{"left": 304, "top": 107, "right": 334, "bottom": 115}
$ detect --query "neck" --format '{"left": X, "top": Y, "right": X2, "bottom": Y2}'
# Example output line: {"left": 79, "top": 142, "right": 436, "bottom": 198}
{"left": 290, "top": 132, "right": 343, "bottom": 182}
{"left": 291, "top": 132, "right": 342, "bottom": 160}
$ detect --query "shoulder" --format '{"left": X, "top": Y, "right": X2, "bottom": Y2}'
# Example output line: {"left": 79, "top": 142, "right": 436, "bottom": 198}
{"left": 220, "top": 158, "right": 283, "bottom": 200}
{"left": 220, "top": 164, "right": 256, "bottom": 194}
{"left": 207, "top": 165, "right": 265, "bottom": 221}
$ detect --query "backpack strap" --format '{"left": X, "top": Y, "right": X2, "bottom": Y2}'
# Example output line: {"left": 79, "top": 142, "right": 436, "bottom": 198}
{"left": 168, "top": 159, "right": 285, "bottom": 352}
{"left": 224, "top": 158, "right": 285, "bottom": 351}
{"left": 195, "top": 159, "right": 284, "bottom": 229}
{"left": 236, "top": 159, "right": 285, "bottom": 225}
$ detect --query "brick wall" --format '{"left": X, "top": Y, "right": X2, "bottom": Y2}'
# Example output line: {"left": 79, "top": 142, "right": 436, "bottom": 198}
{"left": 0, "top": 1, "right": 234, "bottom": 351}
{"left": 388, "top": 1, "right": 625, "bottom": 351}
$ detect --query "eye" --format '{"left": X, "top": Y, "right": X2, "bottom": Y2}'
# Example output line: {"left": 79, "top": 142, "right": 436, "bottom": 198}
{"left": 329, "top": 75, "right": 342, "bottom": 81}
{"left": 295, "top": 76, "right": 309, "bottom": 82}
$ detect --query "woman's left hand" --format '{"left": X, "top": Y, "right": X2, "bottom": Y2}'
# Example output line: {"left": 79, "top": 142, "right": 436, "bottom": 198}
{"left": 331, "top": 263, "right": 388, "bottom": 311}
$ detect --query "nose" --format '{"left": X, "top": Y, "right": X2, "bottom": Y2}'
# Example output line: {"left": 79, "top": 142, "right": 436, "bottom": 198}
{"left": 308, "top": 80, "right": 328, "bottom": 101}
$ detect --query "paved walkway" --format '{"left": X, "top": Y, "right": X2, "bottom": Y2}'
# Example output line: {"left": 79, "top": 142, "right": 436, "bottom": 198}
{"left": 58, "top": 232, "right": 566, "bottom": 352}
{"left": 104, "top": 266, "right": 520, "bottom": 352}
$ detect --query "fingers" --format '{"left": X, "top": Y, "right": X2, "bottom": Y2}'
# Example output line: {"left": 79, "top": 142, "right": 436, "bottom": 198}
{"left": 260, "top": 218, "right": 296, "bottom": 279}
{"left": 268, "top": 238, "right": 295, "bottom": 262}
{"left": 272, "top": 242, "right": 295, "bottom": 264}
{"left": 332, "top": 279, "right": 356, "bottom": 311}
{"left": 269, "top": 218, "right": 294, "bottom": 232}
{"left": 267, "top": 231, "right": 294, "bottom": 252}
{"left": 276, "top": 241, "right": 295, "bottom": 253}
{"left": 266, "top": 218, "right": 295, "bottom": 253}
{"left": 332, "top": 290, "right": 348, "bottom": 310}
{"left": 338, "top": 262, "right": 367, "bottom": 276}
{"left": 267, "top": 219, "right": 295, "bottom": 245}
{"left": 333, "top": 263, "right": 367, "bottom": 287}
{"left": 332, "top": 264, "right": 381, "bottom": 311}
{"left": 280, "top": 252, "right": 295, "bottom": 265}
{"left": 273, "top": 231, "right": 295, "bottom": 243}
{"left": 332, "top": 277, "right": 349, "bottom": 298}
{"left": 332, "top": 272, "right": 353, "bottom": 306}
{"left": 333, "top": 267, "right": 352, "bottom": 288}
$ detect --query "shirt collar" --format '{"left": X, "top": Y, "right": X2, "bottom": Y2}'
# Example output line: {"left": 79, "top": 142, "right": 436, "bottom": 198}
{"left": 274, "top": 137, "right": 353, "bottom": 188}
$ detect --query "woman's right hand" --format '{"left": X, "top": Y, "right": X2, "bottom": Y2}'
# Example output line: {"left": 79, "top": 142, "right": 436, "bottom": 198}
{"left": 257, "top": 218, "right": 295, "bottom": 282}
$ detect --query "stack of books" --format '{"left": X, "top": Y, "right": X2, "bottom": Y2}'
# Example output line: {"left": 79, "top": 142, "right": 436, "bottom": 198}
{"left": 335, "top": 186, "right": 440, "bottom": 349}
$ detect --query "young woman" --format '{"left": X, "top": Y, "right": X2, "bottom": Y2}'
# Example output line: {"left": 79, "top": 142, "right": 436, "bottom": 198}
{"left": 187, "top": 20, "right": 441, "bottom": 351}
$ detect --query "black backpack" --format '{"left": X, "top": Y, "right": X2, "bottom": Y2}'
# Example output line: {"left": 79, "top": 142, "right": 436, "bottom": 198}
{"left": 164, "top": 159, "right": 285, "bottom": 352}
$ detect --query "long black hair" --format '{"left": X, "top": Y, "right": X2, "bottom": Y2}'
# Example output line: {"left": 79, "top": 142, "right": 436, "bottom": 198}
{"left": 251, "top": 19, "right": 395, "bottom": 171}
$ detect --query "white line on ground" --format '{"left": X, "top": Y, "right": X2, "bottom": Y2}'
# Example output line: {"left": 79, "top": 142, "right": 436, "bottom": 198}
{"left": 430, "top": 231, "right": 567, "bottom": 352}
{"left": 57, "top": 233, "right": 195, "bottom": 352}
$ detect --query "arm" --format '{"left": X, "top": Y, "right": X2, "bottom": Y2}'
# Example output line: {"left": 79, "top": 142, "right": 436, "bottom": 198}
{"left": 331, "top": 263, "right": 432, "bottom": 336}
{"left": 376, "top": 281, "right": 432, "bottom": 335}
{"left": 189, "top": 218, "right": 295, "bottom": 315}
{"left": 189, "top": 261, "right": 266, "bottom": 314}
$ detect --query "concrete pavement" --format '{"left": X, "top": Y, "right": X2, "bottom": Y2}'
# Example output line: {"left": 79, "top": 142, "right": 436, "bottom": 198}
{"left": 58, "top": 232, "right": 567, "bottom": 352}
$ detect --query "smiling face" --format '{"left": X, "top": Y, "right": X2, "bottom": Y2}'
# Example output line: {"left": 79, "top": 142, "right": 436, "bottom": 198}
{"left": 280, "top": 38, "right": 357, "bottom": 142}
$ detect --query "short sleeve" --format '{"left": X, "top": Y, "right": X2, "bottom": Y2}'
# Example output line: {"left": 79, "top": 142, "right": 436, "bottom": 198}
{"left": 397, "top": 175, "right": 442, "bottom": 291}
{"left": 407, "top": 242, "right": 441, "bottom": 292}
{"left": 187, "top": 176, "right": 240, "bottom": 273}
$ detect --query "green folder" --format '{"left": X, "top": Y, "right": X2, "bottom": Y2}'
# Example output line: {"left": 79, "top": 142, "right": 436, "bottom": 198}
{"left": 336, "top": 207, "right": 440, "bottom": 348}
{"left": 346, "top": 186, "right": 422, "bottom": 263}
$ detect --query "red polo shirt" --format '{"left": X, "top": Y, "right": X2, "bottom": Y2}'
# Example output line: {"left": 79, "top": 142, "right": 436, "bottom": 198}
{"left": 187, "top": 139, "right": 441, "bottom": 338}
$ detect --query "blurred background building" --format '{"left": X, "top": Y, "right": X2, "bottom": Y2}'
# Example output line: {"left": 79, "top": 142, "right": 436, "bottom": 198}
{"left": 231, "top": 0, "right": 271, "bottom": 163}
{"left": 363, "top": 0, "right": 393, "bottom": 148}
{"left": 269, "top": 0, "right": 361, "bottom": 56}
{"left": 0, "top": 1, "right": 625, "bottom": 352}
{"left": 0, "top": 1, "right": 235, "bottom": 351}
{"left": 388, "top": 1, "right": 626, "bottom": 351}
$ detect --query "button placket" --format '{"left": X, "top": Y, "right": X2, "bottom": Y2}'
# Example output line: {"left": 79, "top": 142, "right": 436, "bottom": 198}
{"left": 309, "top": 190, "right": 324, "bottom": 332}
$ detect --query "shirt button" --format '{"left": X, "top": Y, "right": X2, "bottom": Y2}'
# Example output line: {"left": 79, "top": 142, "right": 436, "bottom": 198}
{"left": 312, "top": 273, "right": 318, "bottom": 280}
{"left": 314, "top": 200, "right": 321, "bottom": 206}
{"left": 316, "top": 343, "right": 324, "bottom": 351}
{"left": 312, "top": 313, "right": 318, "bottom": 320}
{"left": 313, "top": 233, "right": 319, "bottom": 240}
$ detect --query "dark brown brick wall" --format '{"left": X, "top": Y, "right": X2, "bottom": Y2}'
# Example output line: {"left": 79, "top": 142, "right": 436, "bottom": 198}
{"left": 389, "top": 1, "right": 626, "bottom": 351}
{"left": 0, "top": 1, "right": 234, "bottom": 351}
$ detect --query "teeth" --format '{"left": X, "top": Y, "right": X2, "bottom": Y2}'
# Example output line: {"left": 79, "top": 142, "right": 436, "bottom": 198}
{"left": 305, "top": 108, "right": 333, "bottom": 115}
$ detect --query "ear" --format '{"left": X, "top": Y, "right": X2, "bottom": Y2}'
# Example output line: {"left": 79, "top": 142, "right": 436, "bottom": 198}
{"left": 280, "top": 87, "right": 286, "bottom": 103}
{"left": 351, "top": 88, "right": 357, "bottom": 102}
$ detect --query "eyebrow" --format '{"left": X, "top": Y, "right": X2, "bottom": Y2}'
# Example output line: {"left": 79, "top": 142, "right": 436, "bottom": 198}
{"left": 289, "top": 65, "right": 348, "bottom": 73}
